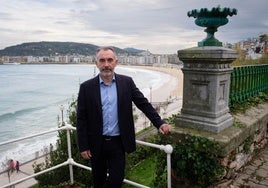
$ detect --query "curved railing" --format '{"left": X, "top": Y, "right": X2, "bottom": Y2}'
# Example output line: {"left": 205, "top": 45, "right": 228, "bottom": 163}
{"left": 0, "top": 123, "right": 173, "bottom": 188}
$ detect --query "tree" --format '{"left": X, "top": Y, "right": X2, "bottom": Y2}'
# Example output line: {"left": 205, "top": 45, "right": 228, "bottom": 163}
{"left": 259, "top": 34, "right": 268, "bottom": 43}
{"left": 33, "top": 98, "right": 92, "bottom": 187}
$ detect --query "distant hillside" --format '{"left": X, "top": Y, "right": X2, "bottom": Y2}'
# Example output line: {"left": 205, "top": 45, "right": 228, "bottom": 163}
{"left": 0, "top": 41, "right": 138, "bottom": 56}
{"left": 123, "top": 47, "right": 145, "bottom": 54}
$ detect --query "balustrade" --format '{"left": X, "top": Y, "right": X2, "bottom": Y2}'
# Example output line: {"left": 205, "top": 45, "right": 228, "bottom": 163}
{"left": 0, "top": 124, "right": 172, "bottom": 188}
{"left": 230, "top": 64, "right": 268, "bottom": 105}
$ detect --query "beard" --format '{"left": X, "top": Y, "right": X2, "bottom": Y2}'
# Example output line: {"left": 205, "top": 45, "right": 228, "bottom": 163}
{"left": 100, "top": 68, "right": 113, "bottom": 78}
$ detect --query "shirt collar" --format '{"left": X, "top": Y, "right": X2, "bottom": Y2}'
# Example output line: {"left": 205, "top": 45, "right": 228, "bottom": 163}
{"left": 99, "top": 74, "right": 116, "bottom": 85}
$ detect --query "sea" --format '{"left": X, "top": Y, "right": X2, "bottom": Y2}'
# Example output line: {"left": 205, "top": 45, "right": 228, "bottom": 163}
{"left": 0, "top": 64, "right": 170, "bottom": 169}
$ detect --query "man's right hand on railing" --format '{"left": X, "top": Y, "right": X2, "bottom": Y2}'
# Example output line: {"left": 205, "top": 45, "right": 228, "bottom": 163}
{"left": 81, "top": 150, "right": 91, "bottom": 160}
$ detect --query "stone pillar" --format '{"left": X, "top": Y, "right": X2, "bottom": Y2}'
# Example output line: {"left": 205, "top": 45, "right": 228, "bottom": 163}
{"left": 176, "top": 46, "right": 237, "bottom": 133}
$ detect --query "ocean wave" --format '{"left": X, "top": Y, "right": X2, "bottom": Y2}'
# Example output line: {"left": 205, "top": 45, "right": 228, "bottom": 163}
{"left": 0, "top": 101, "right": 67, "bottom": 123}
{"left": 0, "top": 107, "right": 41, "bottom": 122}
{"left": 0, "top": 93, "right": 75, "bottom": 121}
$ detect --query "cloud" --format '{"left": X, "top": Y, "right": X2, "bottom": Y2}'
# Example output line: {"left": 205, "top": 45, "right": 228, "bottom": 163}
{"left": 0, "top": 0, "right": 267, "bottom": 54}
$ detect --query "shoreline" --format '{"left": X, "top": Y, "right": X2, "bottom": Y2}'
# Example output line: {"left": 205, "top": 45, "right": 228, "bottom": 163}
{"left": 125, "top": 64, "right": 183, "bottom": 132}
{"left": 125, "top": 64, "right": 183, "bottom": 98}
{"left": 0, "top": 64, "right": 184, "bottom": 187}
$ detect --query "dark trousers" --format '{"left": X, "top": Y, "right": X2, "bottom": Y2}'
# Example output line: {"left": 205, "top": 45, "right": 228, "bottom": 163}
{"left": 91, "top": 136, "right": 125, "bottom": 188}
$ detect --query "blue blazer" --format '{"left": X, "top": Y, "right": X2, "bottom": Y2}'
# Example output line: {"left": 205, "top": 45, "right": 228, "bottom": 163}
{"left": 76, "top": 73, "right": 165, "bottom": 157}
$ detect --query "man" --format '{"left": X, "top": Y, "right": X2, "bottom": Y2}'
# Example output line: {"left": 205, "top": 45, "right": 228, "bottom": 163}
{"left": 76, "top": 46, "right": 171, "bottom": 188}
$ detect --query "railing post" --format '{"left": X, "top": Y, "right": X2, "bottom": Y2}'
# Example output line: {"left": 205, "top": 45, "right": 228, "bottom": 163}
{"left": 163, "top": 144, "right": 173, "bottom": 188}
{"left": 136, "top": 140, "right": 173, "bottom": 188}
{"left": 66, "top": 125, "right": 74, "bottom": 184}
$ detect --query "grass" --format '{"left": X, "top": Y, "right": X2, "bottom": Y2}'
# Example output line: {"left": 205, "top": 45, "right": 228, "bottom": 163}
{"left": 29, "top": 155, "right": 157, "bottom": 188}
{"left": 123, "top": 155, "right": 156, "bottom": 188}
{"left": 29, "top": 184, "right": 38, "bottom": 188}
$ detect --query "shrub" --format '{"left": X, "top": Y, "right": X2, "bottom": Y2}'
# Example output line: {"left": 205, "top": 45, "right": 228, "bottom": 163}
{"left": 33, "top": 98, "right": 92, "bottom": 187}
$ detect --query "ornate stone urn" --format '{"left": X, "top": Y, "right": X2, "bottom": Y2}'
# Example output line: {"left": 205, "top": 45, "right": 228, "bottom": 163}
{"left": 188, "top": 7, "right": 237, "bottom": 46}
{"left": 176, "top": 7, "right": 238, "bottom": 133}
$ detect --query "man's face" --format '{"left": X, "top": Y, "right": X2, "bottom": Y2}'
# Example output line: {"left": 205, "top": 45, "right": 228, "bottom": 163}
{"left": 96, "top": 49, "right": 118, "bottom": 79}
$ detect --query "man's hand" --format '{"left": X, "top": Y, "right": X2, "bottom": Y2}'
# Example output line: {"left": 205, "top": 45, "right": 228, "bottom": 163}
{"left": 81, "top": 150, "right": 92, "bottom": 160}
{"left": 159, "top": 123, "right": 171, "bottom": 134}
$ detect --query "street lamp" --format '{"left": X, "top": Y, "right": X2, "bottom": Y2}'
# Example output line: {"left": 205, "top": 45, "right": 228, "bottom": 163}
{"left": 150, "top": 86, "right": 152, "bottom": 102}
{"left": 60, "top": 105, "right": 64, "bottom": 125}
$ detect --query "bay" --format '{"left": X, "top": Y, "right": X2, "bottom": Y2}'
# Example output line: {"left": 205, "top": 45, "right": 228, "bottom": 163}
{"left": 0, "top": 64, "right": 169, "bottom": 168}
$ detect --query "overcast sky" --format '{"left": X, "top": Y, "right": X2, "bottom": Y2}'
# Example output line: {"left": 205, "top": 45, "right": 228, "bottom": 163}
{"left": 1, "top": 0, "right": 267, "bottom": 54}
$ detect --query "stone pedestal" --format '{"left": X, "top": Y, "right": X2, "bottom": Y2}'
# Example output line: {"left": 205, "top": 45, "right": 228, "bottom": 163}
{"left": 176, "top": 46, "right": 237, "bottom": 133}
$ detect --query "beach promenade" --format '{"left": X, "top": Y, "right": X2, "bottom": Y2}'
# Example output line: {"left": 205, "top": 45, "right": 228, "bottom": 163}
{"left": 0, "top": 157, "right": 43, "bottom": 188}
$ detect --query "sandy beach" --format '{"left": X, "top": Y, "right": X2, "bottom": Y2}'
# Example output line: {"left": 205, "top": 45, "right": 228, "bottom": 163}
{"left": 129, "top": 65, "right": 183, "bottom": 132}
{"left": 129, "top": 64, "right": 183, "bottom": 99}
{"left": 0, "top": 64, "right": 184, "bottom": 188}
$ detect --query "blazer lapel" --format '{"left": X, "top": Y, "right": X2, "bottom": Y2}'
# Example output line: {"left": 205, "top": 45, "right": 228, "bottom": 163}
{"left": 92, "top": 75, "right": 102, "bottom": 115}
{"left": 115, "top": 74, "right": 124, "bottom": 108}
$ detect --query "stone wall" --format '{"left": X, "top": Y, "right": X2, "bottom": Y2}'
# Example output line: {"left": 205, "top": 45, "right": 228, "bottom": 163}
{"left": 219, "top": 102, "right": 268, "bottom": 179}
{"left": 172, "top": 102, "right": 268, "bottom": 182}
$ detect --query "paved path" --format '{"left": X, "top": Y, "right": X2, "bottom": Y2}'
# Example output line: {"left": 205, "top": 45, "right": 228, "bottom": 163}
{"left": 233, "top": 145, "right": 268, "bottom": 187}
{"left": 0, "top": 157, "right": 43, "bottom": 188}
{"left": 217, "top": 145, "right": 268, "bottom": 188}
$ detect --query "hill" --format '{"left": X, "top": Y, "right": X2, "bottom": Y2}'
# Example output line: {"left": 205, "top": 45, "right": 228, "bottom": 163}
{"left": 123, "top": 47, "right": 146, "bottom": 54}
{"left": 0, "top": 42, "right": 142, "bottom": 56}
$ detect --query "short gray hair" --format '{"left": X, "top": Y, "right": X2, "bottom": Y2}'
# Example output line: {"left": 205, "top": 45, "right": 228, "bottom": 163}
{"left": 95, "top": 46, "right": 117, "bottom": 60}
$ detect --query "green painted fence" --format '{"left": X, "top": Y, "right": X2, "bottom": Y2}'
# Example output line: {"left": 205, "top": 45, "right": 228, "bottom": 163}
{"left": 229, "top": 64, "right": 268, "bottom": 105}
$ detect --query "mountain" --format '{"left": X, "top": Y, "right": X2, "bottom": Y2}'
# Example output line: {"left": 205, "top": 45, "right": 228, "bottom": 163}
{"left": 0, "top": 41, "right": 128, "bottom": 56}
{"left": 123, "top": 47, "right": 146, "bottom": 54}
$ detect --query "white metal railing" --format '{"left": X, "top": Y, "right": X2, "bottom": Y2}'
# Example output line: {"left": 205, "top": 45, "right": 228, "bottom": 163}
{"left": 0, "top": 123, "right": 173, "bottom": 188}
